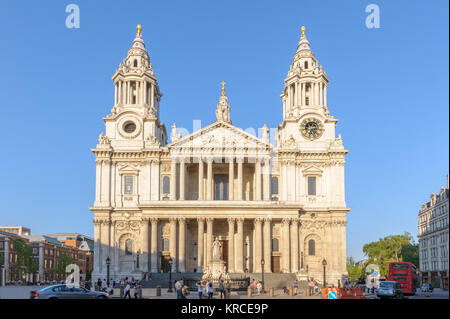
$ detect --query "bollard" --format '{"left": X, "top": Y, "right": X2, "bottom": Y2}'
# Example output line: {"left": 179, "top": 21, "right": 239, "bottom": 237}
{"left": 289, "top": 286, "right": 293, "bottom": 297}
{"left": 156, "top": 285, "right": 161, "bottom": 296}
{"left": 269, "top": 287, "right": 274, "bottom": 297}
{"left": 247, "top": 286, "right": 252, "bottom": 297}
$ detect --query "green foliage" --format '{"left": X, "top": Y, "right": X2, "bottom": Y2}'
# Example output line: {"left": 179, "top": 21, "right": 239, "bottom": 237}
{"left": 12, "top": 238, "right": 38, "bottom": 276}
{"left": 401, "top": 241, "right": 419, "bottom": 267}
{"left": 346, "top": 257, "right": 363, "bottom": 282}
{"left": 362, "top": 232, "right": 416, "bottom": 277}
{"left": 54, "top": 252, "right": 74, "bottom": 275}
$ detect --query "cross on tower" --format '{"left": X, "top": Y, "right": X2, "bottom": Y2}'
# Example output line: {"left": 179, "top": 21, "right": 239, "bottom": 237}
{"left": 221, "top": 81, "right": 226, "bottom": 96}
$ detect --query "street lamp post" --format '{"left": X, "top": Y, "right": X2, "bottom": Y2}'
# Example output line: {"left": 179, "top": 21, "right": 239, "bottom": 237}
{"left": 168, "top": 258, "right": 173, "bottom": 292}
{"left": 106, "top": 257, "right": 111, "bottom": 286}
{"left": 322, "top": 259, "right": 327, "bottom": 288}
{"left": 261, "top": 259, "right": 265, "bottom": 294}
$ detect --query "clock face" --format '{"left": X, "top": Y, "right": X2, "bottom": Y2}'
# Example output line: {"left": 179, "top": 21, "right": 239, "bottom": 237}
{"left": 300, "top": 118, "right": 324, "bottom": 140}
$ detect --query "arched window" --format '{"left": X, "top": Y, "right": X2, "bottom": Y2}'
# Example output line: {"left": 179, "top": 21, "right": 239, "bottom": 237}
{"left": 271, "top": 177, "right": 279, "bottom": 195}
{"left": 304, "top": 61, "right": 308, "bottom": 69}
{"left": 125, "top": 239, "right": 133, "bottom": 255}
{"left": 162, "top": 176, "right": 170, "bottom": 194}
{"left": 133, "top": 59, "right": 138, "bottom": 67}
{"left": 308, "top": 239, "right": 315, "bottom": 256}
{"left": 272, "top": 238, "right": 279, "bottom": 252}
{"left": 162, "top": 238, "right": 169, "bottom": 251}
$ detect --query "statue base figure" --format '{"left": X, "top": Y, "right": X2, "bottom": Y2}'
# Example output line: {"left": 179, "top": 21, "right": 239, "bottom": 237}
{"left": 202, "top": 258, "right": 230, "bottom": 285}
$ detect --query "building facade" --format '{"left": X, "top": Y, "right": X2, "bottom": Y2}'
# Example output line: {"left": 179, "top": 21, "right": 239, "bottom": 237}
{"left": 0, "top": 230, "right": 94, "bottom": 283}
{"left": 418, "top": 174, "right": 449, "bottom": 289}
{"left": 90, "top": 25, "right": 350, "bottom": 285}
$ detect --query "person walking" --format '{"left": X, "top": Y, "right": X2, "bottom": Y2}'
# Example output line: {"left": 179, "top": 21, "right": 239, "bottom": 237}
{"left": 293, "top": 279, "right": 299, "bottom": 295}
{"left": 207, "top": 281, "right": 214, "bottom": 299}
{"left": 97, "top": 278, "right": 102, "bottom": 291}
{"left": 256, "top": 281, "right": 262, "bottom": 295}
{"left": 175, "top": 280, "right": 183, "bottom": 299}
{"left": 196, "top": 282, "right": 203, "bottom": 299}
{"left": 308, "top": 279, "right": 314, "bottom": 296}
{"left": 182, "top": 284, "right": 190, "bottom": 299}
{"left": 123, "top": 282, "right": 131, "bottom": 299}
{"left": 226, "top": 281, "right": 231, "bottom": 299}
{"left": 120, "top": 280, "right": 125, "bottom": 298}
{"left": 218, "top": 280, "right": 225, "bottom": 299}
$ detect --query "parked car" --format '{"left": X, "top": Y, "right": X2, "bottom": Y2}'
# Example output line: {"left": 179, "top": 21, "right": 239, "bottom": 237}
{"left": 30, "top": 284, "right": 110, "bottom": 299}
{"left": 376, "top": 281, "right": 404, "bottom": 299}
{"left": 421, "top": 283, "right": 433, "bottom": 293}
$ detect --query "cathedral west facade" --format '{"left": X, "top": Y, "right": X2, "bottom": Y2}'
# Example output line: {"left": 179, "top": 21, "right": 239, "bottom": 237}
{"left": 90, "top": 25, "right": 350, "bottom": 285}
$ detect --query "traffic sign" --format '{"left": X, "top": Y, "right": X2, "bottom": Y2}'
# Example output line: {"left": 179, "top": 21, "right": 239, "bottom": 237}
{"left": 328, "top": 290, "right": 337, "bottom": 299}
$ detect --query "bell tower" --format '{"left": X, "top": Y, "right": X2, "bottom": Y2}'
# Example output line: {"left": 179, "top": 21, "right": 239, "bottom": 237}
{"left": 280, "top": 26, "right": 330, "bottom": 121}
{"left": 104, "top": 24, "right": 167, "bottom": 148}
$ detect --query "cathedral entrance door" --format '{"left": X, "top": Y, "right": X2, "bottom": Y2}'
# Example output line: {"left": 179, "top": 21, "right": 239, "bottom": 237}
{"left": 271, "top": 256, "right": 281, "bottom": 273}
{"left": 214, "top": 174, "right": 229, "bottom": 200}
{"left": 219, "top": 240, "right": 229, "bottom": 270}
{"left": 161, "top": 256, "right": 171, "bottom": 273}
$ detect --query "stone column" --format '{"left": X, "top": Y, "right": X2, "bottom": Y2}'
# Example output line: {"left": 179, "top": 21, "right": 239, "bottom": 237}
{"left": 281, "top": 218, "right": 290, "bottom": 273}
{"left": 254, "top": 218, "right": 263, "bottom": 272}
{"left": 324, "top": 85, "right": 327, "bottom": 107}
{"left": 235, "top": 218, "right": 244, "bottom": 272}
{"left": 179, "top": 160, "right": 185, "bottom": 200}
{"left": 319, "top": 82, "right": 323, "bottom": 106}
{"left": 228, "top": 158, "right": 234, "bottom": 200}
{"left": 227, "top": 218, "right": 235, "bottom": 272}
{"left": 170, "top": 160, "right": 177, "bottom": 200}
{"left": 114, "top": 83, "right": 117, "bottom": 105}
{"left": 263, "top": 159, "right": 270, "bottom": 201}
{"left": 94, "top": 220, "right": 101, "bottom": 274}
{"left": 237, "top": 158, "right": 243, "bottom": 200}
{"left": 255, "top": 159, "right": 262, "bottom": 201}
{"left": 198, "top": 159, "right": 204, "bottom": 200}
{"left": 151, "top": 83, "right": 155, "bottom": 109}
{"left": 150, "top": 218, "right": 158, "bottom": 272}
{"left": 178, "top": 218, "right": 186, "bottom": 272}
{"left": 169, "top": 218, "right": 177, "bottom": 272}
{"left": 290, "top": 218, "right": 299, "bottom": 273}
{"left": 263, "top": 218, "right": 272, "bottom": 273}
{"left": 197, "top": 218, "right": 205, "bottom": 270}
{"left": 206, "top": 218, "right": 213, "bottom": 265}
{"left": 141, "top": 219, "right": 149, "bottom": 272}
{"left": 38, "top": 242, "right": 44, "bottom": 282}
{"left": 206, "top": 160, "right": 213, "bottom": 200}
{"left": 301, "top": 82, "right": 306, "bottom": 106}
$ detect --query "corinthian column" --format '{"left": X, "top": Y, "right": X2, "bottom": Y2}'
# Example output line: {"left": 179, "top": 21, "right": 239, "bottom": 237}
{"left": 281, "top": 218, "right": 290, "bottom": 273}
{"left": 235, "top": 218, "right": 244, "bottom": 273}
{"left": 254, "top": 218, "right": 263, "bottom": 272}
{"left": 141, "top": 219, "right": 149, "bottom": 272}
{"left": 206, "top": 160, "right": 213, "bottom": 200}
{"left": 290, "top": 218, "right": 299, "bottom": 273}
{"left": 206, "top": 218, "right": 213, "bottom": 265}
{"left": 228, "top": 158, "right": 234, "bottom": 200}
{"left": 197, "top": 218, "right": 205, "bottom": 270}
{"left": 150, "top": 218, "right": 158, "bottom": 272}
{"left": 263, "top": 158, "right": 271, "bottom": 201}
{"left": 170, "top": 160, "right": 177, "bottom": 200}
{"left": 169, "top": 218, "right": 177, "bottom": 272}
{"left": 237, "top": 158, "right": 243, "bottom": 200}
{"left": 227, "top": 218, "right": 235, "bottom": 272}
{"left": 198, "top": 159, "right": 204, "bottom": 200}
{"left": 263, "top": 218, "right": 272, "bottom": 273}
{"left": 255, "top": 159, "right": 262, "bottom": 201}
{"left": 179, "top": 160, "right": 185, "bottom": 200}
{"left": 178, "top": 218, "right": 186, "bottom": 272}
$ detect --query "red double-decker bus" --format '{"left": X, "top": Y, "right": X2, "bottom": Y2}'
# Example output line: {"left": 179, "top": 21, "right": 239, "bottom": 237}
{"left": 388, "top": 262, "right": 417, "bottom": 295}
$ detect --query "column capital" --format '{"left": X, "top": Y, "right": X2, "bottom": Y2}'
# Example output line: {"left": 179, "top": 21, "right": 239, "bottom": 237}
{"left": 253, "top": 217, "right": 263, "bottom": 225}
{"left": 178, "top": 217, "right": 186, "bottom": 224}
{"left": 236, "top": 217, "right": 245, "bottom": 224}
{"left": 263, "top": 217, "right": 272, "bottom": 223}
{"left": 149, "top": 217, "right": 158, "bottom": 224}
{"left": 197, "top": 217, "right": 206, "bottom": 223}
{"left": 281, "top": 218, "right": 291, "bottom": 225}
{"left": 206, "top": 217, "right": 214, "bottom": 224}
{"left": 169, "top": 217, "right": 178, "bottom": 224}
{"left": 227, "top": 217, "right": 236, "bottom": 225}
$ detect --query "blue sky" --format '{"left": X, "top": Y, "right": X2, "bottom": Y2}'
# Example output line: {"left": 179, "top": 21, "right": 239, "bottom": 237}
{"left": 0, "top": 0, "right": 448, "bottom": 262}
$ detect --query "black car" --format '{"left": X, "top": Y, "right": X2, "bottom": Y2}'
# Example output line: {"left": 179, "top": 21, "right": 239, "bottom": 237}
{"left": 30, "top": 284, "right": 110, "bottom": 299}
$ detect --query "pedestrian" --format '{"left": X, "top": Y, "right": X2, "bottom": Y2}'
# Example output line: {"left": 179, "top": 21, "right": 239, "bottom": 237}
{"left": 182, "top": 284, "right": 190, "bottom": 299}
{"left": 250, "top": 279, "right": 256, "bottom": 293}
{"left": 120, "top": 280, "right": 125, "bottom": 298}
{"left": 196, "top": 282, "right": 203, "bottom": 299}
{"left": 256, "top": 281, "right": 262, "bottom": 295}
{"left": 133, "top": 283, "right": 141, "bottom": 299}
{"left": 101, "top": 279, "right": 107, "bottom": 292}
{"left": 109, "top": 278, "right": 114, "bottom": 288}
{"left": 226, "top": 281, "right": 231, "bottom": 299}
{"left": 219, "top": 280, "right": 225, "bottom": 299}
{"left": 175, "top": 280, "right": 183, "bottom": 299}
{"left": 293, "top": 279, "right": 299, "bottom": 295}
{"left": 123, "top": 282, "right": 131, "bottom": 299}
{"left": 207, "top": 281, "right": 214, "bottom": 299}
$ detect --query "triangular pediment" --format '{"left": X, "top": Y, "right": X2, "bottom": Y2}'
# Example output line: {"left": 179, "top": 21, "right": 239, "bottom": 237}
{"left": 168, "top": 121, "right": 271, "bottom": 153}
{"left": 302, "top": 165, "right": 323, "bottom": 175}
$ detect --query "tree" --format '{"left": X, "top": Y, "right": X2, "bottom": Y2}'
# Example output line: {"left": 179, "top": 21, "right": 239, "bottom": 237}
{"left": 54, "top": 252, "right": 73, "bottom": 277}
{"left": 362, "top": 232, "right": 414, "bottom": 277}
{"left": 347, "top": 257, "right": 363, "bottom": 282}
{"left": 13, "top": 238, "right": 38, "bottom": 279}
{"left": 402, "top": 241, "right": 419, "bottom": 267}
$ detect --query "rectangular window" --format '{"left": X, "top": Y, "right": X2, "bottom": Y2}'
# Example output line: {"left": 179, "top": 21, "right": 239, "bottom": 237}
{"left": 124, "top": 176, "right": 134, "bottom": 195}
{"left": 307, "top": 176, "right": 316, "bottom": 195}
